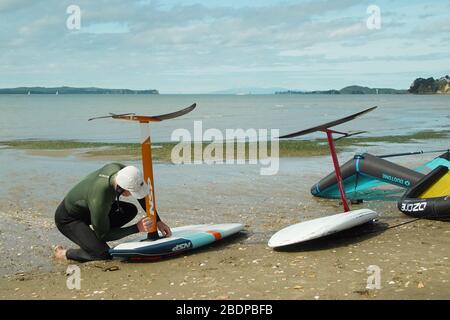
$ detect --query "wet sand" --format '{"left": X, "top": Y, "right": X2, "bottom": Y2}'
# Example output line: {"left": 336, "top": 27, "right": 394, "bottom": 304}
{"left": 1, "top": 216, "right": 449, "bottom": 300}
{"left": 0, "top": 147, "right": 449, "bottom": 300}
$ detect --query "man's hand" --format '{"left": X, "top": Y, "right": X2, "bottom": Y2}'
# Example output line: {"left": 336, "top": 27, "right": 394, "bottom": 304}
{"left": 137, "top": 217, "right": 153, "bottom": 233}
{"left": 157, "top": 221, "right": 172, "bottom": 237}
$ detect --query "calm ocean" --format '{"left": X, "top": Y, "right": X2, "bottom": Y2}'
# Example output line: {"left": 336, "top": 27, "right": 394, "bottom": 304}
{"left": 0, "top": 94, "right": 448, "bottom": 142}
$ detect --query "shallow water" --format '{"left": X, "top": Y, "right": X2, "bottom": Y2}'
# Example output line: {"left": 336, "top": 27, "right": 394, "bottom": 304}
{"left": 0, "top": 94, "right": 449, "bottom": 277}
{"left": 0, "top": 142, "right": 442, "bottom": 276}
{"left": 0, "top": 94, "right": 449, "bottom": 142}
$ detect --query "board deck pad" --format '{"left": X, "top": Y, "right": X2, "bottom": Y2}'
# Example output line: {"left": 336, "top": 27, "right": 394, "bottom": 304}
{"left": 110, "top": 223, "right": 244, "bottom": 258}
{"left": 268, "top": 209, "right": 378, "bottom": 248}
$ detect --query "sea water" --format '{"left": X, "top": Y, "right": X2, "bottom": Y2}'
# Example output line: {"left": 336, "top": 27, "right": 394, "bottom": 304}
{"left": 0, "top": 94, "right": 448, "bottom": 142}
{"left": 0, "top": 94, "right": 448, "bottom": 276}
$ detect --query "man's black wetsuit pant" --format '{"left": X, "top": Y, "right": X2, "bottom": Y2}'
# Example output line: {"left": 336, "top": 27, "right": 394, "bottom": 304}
{"left": 55, "top": 200, "right": 138, "bottom": 262}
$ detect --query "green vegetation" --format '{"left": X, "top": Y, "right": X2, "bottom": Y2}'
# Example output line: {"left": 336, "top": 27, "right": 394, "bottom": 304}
{"left": 1, "top": 130, "right": 448, "bottom": 162}
{"left": 409, "top": 76, "right": 450, "bottom": 94}
{"left": 0, "top": 86, "right": 159, "bottom": 94}
{"left": 276, "top": 85, "right": 407, "bottom": 95}
{"left": 0, "top": 140, "right": 171, "bottom": 161}
{"left": 335, "top": 130, "right": 449, "bottom": 145}
{"left": 276, "top": 74, "right": 450, "bottom": 95}
{"left": 0, "top": 140, "right": 119, "bottom": 150}
{"left": 339, "top": 86, "right": 407, "bottom": 94}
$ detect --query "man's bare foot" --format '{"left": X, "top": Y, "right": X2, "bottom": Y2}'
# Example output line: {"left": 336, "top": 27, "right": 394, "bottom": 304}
{"left": 53, "top": 245, "right": 67, "bottom": 260}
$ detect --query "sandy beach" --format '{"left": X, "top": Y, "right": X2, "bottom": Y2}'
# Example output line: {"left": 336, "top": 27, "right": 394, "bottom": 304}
{"left": 1, "top": 208, "right": 449, "bottom": 300}
{"left": 2, "top": 0, "right": 450, "bottom": 302}
{"left": 0, "top": 146, "right": 448, "bottom": 300}
{"left": 2, "top": 0, "right": 450, "bottom": 303}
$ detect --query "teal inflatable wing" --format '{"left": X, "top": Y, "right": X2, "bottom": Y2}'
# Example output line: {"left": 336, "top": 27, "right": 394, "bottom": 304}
{"left": 311, "top": 151, "right": 450, "bottom": 200}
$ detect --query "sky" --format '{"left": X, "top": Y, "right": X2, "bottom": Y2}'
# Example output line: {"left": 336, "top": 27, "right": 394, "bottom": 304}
{"left": 0, "top": 0, "right": 449, "bottom": 93}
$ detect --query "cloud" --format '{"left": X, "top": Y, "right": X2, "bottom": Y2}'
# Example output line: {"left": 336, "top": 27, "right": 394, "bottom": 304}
{"left": 0, "top": 0, "right": 31, "bottom": 13}
{"left": 329, "top": 22, "right": 367, "bottom": 38}
{"left": 0, "top": 0, "right": 449, "bottom": 92}
{"left": 80, "top": 22, "right": 130, "bottom": 34}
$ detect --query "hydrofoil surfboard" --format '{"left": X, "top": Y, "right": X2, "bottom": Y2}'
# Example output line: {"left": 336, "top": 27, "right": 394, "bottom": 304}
{"left": 269, "top": 107, "right": 379, "bottom": 248}
{"left": 90, "top": 104, "right": 244, "bottom": 257}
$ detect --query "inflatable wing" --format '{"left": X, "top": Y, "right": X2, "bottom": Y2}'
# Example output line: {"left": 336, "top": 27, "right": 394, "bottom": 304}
{"left": 311, "top": 151, "right": 450, "bottom": 200}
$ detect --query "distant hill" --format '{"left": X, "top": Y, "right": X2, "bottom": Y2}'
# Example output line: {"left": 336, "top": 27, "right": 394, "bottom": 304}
{"left": 210, "top": 87, "right": 289, "bottom": 95}
{"left": 275, "top": 89, "right": 339, "bottom": 95}
{"left": 0, "top": 86, "right": 159, "bottom": 94}
{"left": 339, "top": 86, "right": 407, "bottom": 94}
{"left": 408, "top": 76, "right": 450, "bottom": 94}
{"left": 277, "top": 76, "right": 450, "bottom": 95}
{"left": 276, "top": 86, "right": 407, "bottom": 95}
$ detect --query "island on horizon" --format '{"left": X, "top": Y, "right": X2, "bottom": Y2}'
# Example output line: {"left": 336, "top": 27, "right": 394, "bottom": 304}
{"left": 0, "top": 86, "right": 159, "bottom": 95}
{"left": 276, "top": 75, "right": 450, "bottom": 95}
{"left": 1, "top": 76, "right": 449, "bottom": 95}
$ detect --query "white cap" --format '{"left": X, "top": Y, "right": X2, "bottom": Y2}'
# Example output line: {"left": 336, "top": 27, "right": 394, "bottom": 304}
{"left": 115, "top": 166, "right": 149, "bottom": 199}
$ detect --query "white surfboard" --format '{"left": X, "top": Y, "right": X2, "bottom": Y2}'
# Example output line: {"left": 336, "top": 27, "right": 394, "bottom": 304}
{"left": 110, "top": 223, "right": 244, "bottom": 258}
{"left": 268, "top": 209, "right": 378, "bottom": 248}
